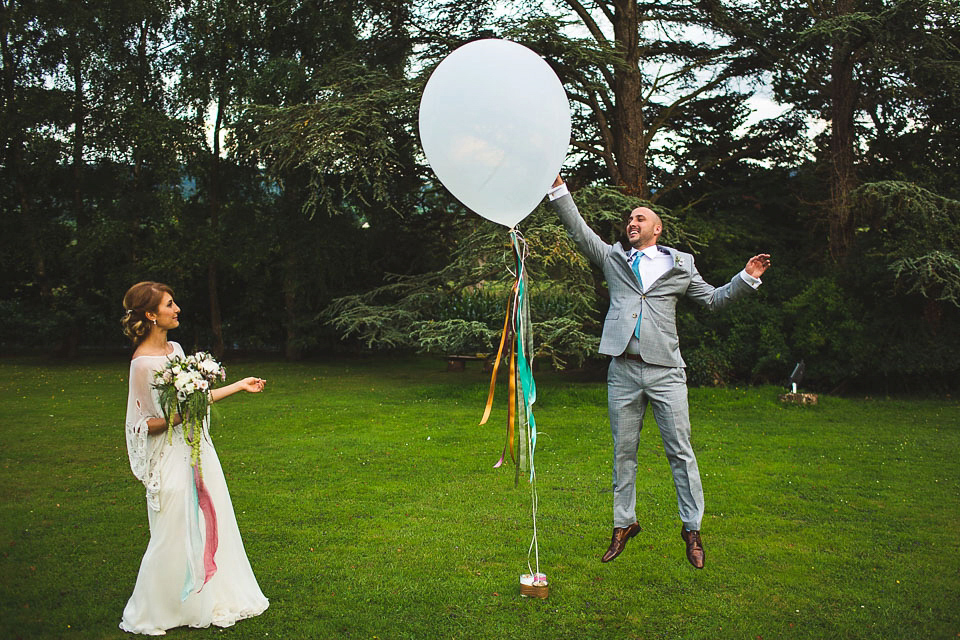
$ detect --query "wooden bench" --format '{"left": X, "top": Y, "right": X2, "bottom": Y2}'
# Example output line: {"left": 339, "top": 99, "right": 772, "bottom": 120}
{"left": 445, "top": 354, "right": 489, "bottom": 372}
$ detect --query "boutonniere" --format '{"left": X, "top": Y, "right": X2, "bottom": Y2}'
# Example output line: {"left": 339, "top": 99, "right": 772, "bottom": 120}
{"left": 675, "top": 256, "right": 684, "bottom": 268}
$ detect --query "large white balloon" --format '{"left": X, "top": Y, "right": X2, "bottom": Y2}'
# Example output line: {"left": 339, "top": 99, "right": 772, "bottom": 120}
{"left": 419, "top": 39, "right": 570, "bottom": 228}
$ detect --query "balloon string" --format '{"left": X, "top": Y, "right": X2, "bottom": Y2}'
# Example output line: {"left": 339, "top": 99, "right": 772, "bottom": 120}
{"left": 510, "top": 230, "right": 524, "bottom": 475}
{"left": 505, "top": 228, "right": 529, "bottom": 278}
{"left": 513, "top": 231, "right": 537, "bottom": 481}
{"left": 484, "top": 227, "right": 542, "bottom": 578}
{"left": 512, "top": 229, "right": 541, "bottom": 576}
{"left": 526, "top": 437, "right": 540, "bottom": 579}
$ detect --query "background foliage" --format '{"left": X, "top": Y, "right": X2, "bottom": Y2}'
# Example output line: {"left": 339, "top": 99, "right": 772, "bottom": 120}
{"left": 2, "top": 0, "right": 959, "bottom": 392}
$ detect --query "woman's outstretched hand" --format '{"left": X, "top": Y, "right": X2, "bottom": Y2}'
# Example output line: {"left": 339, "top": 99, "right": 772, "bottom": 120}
{"left": 237, "top": 377, "right": 266, "bottom": 393}
{"left": 210, "top": 377, "right": 265, "bottom": 403}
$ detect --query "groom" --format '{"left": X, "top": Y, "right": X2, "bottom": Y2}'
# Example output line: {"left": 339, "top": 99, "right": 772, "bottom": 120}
{"left": 547, "top": 176, "right": 771, "bottom": 568}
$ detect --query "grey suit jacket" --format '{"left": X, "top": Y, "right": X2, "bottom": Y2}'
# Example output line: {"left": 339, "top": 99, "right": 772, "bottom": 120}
{"left": 551, "top": 193, "right": 755, "bottom": 367}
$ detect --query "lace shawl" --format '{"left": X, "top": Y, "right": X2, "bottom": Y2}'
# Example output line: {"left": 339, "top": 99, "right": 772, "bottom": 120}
{"left": 124, "top": 342, "right": 184, "bottom": 511}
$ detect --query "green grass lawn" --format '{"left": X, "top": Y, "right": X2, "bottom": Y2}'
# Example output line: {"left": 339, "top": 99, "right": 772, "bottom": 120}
{"left": 1, "top": 354, "right": 958, "bottom": 639}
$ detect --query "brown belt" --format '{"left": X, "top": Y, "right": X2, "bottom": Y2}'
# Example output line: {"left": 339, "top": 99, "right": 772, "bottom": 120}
{"left": 621, "top": 352, "right": 643, "bottom": 362}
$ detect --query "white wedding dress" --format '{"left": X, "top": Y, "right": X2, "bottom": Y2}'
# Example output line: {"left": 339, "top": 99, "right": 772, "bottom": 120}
{"left": 120, "top": 341, "right": 268, "bottom": 635}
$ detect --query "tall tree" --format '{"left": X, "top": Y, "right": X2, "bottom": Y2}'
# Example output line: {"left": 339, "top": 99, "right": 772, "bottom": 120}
{"left": 706, "top": 0, "right": 960, "bottom": 258}
{"left": 491, "top": 0, "right": 773, "bottom": 201}
{"left": 1, "top": 0, "right": 196, "bottom": 352}
{"left": 228, "top": 0, "right": 421, "bottom": 359}
{"left": 1, "top": 0, "right": 61, "bottom": 306}
{"left": 174, "top": 0, "right": 259, "bottom": 357}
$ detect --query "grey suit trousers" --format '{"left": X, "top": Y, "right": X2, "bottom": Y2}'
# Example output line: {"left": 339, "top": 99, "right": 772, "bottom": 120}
{"left": 608, "top": 355, "right": 703, "bottom": 531}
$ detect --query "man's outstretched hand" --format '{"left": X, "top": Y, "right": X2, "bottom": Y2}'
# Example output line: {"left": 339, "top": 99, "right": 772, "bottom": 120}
{"left": 745, "top": 254, "right": 772, "bottom": 278}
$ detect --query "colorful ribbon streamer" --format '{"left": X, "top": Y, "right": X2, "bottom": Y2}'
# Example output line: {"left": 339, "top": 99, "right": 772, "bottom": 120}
{"left": 478, "top": 229, "right": 543, "bottom": 578}
{"left": 480, "top": 230, "right": 538, "bottom": 481}
{"left": 181, "top": 458, "right": 219, "bottom": 601}
{"left": 513, "top": 232, "right": 537, "bottom": 484}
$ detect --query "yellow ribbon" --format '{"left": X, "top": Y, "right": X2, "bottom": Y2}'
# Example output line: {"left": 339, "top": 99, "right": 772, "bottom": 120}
{"left": 479, "top": 293, "right": 514, "bottom": 426}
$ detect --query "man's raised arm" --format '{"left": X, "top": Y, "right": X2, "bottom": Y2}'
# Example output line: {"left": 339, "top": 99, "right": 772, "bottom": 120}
{"left": 547, "top": 175, "right": 610, "bottom": 267}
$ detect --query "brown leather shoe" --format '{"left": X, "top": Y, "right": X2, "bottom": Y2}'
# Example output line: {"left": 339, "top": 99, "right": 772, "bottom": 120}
{"left": 680, "top": 527, "right": 705, "bottom": 569}
{"left": 601, "top": 522, "right": 641, "bottom": 563}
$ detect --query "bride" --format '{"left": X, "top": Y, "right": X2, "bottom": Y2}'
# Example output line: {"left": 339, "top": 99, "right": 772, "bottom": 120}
{"left": 119, "top": 281, "right": 268, "bottom": 635}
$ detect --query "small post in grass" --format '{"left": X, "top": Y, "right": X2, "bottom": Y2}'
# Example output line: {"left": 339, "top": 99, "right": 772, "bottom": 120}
{"left": 779, "top": 360, "right": 818, "bottom": 405}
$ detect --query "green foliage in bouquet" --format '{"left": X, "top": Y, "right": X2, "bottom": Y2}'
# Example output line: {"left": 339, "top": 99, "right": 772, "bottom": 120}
{"left": 153, "top": 352, "right": 227, "bottom": 474}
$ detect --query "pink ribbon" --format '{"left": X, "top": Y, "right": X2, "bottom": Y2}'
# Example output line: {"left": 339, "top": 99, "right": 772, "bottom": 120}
{"left": 193, "top": 463, "right": 218, "bottom": 589}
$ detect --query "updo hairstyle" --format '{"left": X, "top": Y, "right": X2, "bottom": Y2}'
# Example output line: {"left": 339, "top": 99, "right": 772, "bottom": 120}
{"left": 121, "top": 281, "right": 174, "bottom": 345}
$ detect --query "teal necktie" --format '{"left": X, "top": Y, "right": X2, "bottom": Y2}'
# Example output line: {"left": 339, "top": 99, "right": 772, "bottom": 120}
{"left": 631, "top": 253, "right": 643, "bottom": 339}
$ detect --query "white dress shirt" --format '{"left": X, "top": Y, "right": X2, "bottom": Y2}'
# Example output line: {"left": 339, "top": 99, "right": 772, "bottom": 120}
{"left": 627, "top": 246, "right": 671, "bottom": 291}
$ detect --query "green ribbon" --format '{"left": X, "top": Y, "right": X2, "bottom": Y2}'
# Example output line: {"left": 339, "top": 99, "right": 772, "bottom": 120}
{"left": 511, "top": 231, "right": 537, "bottom": 482}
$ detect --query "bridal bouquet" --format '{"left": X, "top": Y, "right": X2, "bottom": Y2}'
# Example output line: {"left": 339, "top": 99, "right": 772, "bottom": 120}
{"left": 153, "top": 351, "right": 226, "bottom": 471}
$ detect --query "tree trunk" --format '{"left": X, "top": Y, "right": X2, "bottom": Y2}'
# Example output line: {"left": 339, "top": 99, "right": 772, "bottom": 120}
{"left": 60, "top": 43, "right": 85, "bottom": 357}
{"left": 282, "top": 249, "right": 302, "bottom": 361}
{"left": 207, "top": 81, "right": 226, "bottom": 359}
{"left": 828, "top": 0, "right": 858, "bottom": 260}
{"left": 12, "top": 144, "right": 50, "bottom": 301}
{"left": 611, "top": 0, "right": 649, "bottom": 198}
{"left": 69, "top": 44, "right": 86, "bottom": 230}
{"left": 128, "top": 19, "right": 148, "bottom": 265}
{"left": 2, "top": 18, "right": 51, "bottom": 301}
{"left": 208, "top": 261, "right": 224, "bottom": 357}
{"left": 133, "top": 19, "right": 148, "bottom": 182}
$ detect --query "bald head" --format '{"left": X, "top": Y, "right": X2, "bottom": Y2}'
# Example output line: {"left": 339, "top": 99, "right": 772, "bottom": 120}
{"left": 624, "top": 206, "right": 662, "bottom": 250}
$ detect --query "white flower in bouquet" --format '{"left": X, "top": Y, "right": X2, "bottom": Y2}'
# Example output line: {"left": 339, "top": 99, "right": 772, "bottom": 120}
{"left": 174, "top": 371, "right": 194, "bottom": 393}
{"left": 153, "top": 351, "right": 227, "bottom": 475}
{"left": 199, "top": 358, "right": 220, "bottom": 376}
